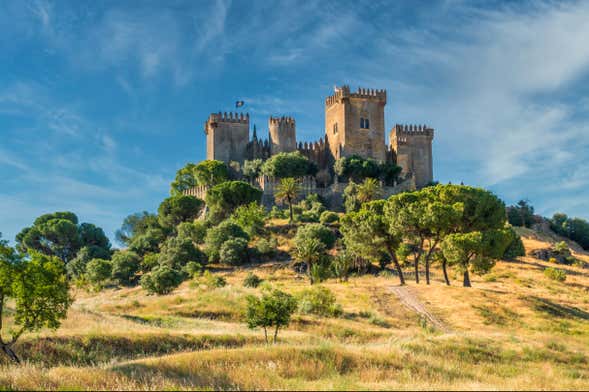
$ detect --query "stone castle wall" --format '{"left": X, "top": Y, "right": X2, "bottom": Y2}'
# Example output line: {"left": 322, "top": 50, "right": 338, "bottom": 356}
{"left": 205, "top": 112, "right": 250, "bottom": 164}
{"left": 389, "top": 124, "right": 434, "bottom": 188}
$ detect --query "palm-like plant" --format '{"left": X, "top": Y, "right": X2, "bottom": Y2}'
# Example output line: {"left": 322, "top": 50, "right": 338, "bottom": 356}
{"left": 275, "top": 177, "right": 300, "bottom": 223}
{"left": 357, "top": 178, "right": 383, "bottom": 204}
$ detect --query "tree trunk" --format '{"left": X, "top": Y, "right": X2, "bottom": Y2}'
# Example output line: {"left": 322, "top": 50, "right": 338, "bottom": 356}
{"left": 1, "top": 344, "right": 20, "bottom": 364}
{"left": 442, "top": 259, "right": 450, "bottom": 286}
{"left": 263, "top": 327, "right": 268, "bottom": 344}
{"left": 288, "top": 197, "right": 294, "bottom": 223}
{"left": 414, "top": 252, "right": 420, "bottom": 283}
{"left": 387, "top": 247, "right": 405, "bottom": 286}
{"left": 273, "top": 326, "right": 279, "bottom": 344}
{"left": 463, "top": 269, "right": 472, "bottom": 287}
{"left": 425, "top": 258, "right": 430, "bottom": 285}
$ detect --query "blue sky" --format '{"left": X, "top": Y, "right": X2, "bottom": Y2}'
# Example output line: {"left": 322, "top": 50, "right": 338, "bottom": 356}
{"left": 1, "top": 0, "right": 588, "bottom": 245}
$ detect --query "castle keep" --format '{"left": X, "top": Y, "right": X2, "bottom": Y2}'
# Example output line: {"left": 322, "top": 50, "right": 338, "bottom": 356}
{"left": 204, "top": 85, "right": 434, "bottom": 188}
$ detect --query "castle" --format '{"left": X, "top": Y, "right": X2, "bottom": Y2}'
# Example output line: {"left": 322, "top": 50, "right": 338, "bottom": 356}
{"left": 204, "top": 85, "right": 434, "bottom": 189}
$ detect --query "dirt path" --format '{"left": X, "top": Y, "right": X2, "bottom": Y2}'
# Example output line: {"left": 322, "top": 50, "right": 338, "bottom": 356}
{"left": 389, "top": 286, "right": 451, "bottom": 333}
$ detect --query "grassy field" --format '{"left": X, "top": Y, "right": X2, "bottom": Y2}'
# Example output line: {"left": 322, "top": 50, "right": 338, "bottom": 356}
{"left": 1, "top": 226, "right": 589, "bottom": 390}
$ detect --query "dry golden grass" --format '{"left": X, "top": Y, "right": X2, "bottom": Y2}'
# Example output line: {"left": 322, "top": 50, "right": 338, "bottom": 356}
{"left": 1, "top": 227, "right": 589, "bottom": 390}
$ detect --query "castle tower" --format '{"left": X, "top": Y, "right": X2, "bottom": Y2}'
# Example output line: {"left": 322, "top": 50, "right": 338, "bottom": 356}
{"left": 268, "top": 116, "right": 296, "bottom": 154}
{"left": 205, "top": 112, "right": 249, "bottom": 164}
{"left": 389, "top": 124, "right": 434, "bottom": 188}
{"left": 324, "top": 85, "right": 387, "bottom": 162}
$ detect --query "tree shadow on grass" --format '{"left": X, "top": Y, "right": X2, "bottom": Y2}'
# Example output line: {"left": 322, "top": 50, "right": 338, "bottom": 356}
{"left": 527, "top": 296, "right": 589, "bottom": 320}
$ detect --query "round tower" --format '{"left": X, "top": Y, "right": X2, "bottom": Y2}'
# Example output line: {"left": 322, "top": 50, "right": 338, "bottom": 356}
{"left": 268, "top": 116, "right": 296, "bottom": 154}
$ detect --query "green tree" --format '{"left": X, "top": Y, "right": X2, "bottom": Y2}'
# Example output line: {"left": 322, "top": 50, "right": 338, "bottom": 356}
{"left": 204, "top": 220, "right": 249, "bottom": 263}
{"left": 0, "top": 245, "right": 71, "bottom": 363}
{"left": 379, "top": 162, "right": 402, "bottom": 185}
{"left": 243, "top": 159, "right": 264, "bottom": 180}
{"left": 158, "top": 195, "right": 204, "bottom": 229}
{"left": 507, "top": 199, "right": 535, "bottom": 227}
{"left": 441, "top": 229, "right": 511, "bottom": 287}
{"left": 158, "top": 235, "right": 206, "bottom": 271}
{"left": 115, "top": 211, "right": 160, "bottom": 246}
{"left": 177, "top": 221, "right": 208, "bottom": 245}
{"left": 140, "top": 265, "right": 184, "bottom": 295}
{"left": 294, "top": 223, "right": 336, "bottom": 249}
{"left": 111, "top": 250, "right": 141, "bottom": 285}
{"left": 85, "top": 258, "right": 112, "bottom": 289}
{"left": 342, "top": 200, "right": 406, "bottom": 285}
{"left": 261, "top": 151, "right": 316, "bottom": 179}
{"left": 128, "top": 228, "right": 166, "bottom": 256}
{"left": 170, "top": 163, "right": 198, "bottom": 196}
{"left": 194, "top": 160, "right": 230, "bottom": 187}
{"left": 67, "top": 245, "right": 111, "bottom": 279}
{"left": 246, "top": 289, "right": 297, "bottom": 344}
{"left": 334, "top": 155, "right": 380, "bottom": 182}
{"left": 231, "top": 202, "right": 266, "bottom": 237}
{"left": 219, "top": 237, "right": 249, "bottom": 265}
{"left": 206, "top": 181, "right": 263, "bottom": 223}
{"left": 275, "top": 178, "right": 301, "bottom": 223}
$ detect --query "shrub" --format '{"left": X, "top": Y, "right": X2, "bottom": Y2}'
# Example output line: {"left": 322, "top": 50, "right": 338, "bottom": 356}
{"left": 548, "top": 257, "right": 558, "bottom": 264}
{"left": 206, "top": 181, "right": 263, "bottom": 223}
{"left": 111, "top": 250, "right": 141, "bottom": 285}
{"left": 319, "top": 211, "right": 339, "bottom": 225}
{"left": 295, "top": 194, "right": 326, "bottom": 223}
{"left": 177, "top": 221, "right": 207, "bottom": 244}
{"left": 182, "top": 261, "right": 203, "bottom": 278}
{"left": 503, "top": 229, "right": 525, "bottom": 260}
{"left": 255, "top": 237, "right": 278, "bottom": 258}
{"left": 269, "top": 206, "right": 287, "bottom": 219}
{"left": 205, "top": 220, "right": 249, "bottom": 263}
{"left": 128, "top": 228, "right": 166, "bottom": 256}
{"left": 159, "top": 235, "right": 206, "bottom": 270}
{"left": 297, "top": 286, "right": 342, "bottom": 317}
{"left": 219, "top": 237, "right": 249, "bottom": 265}
{"left": 140, "top": 265, "right": 184, "bottom": 295}
{"left": 332, "top": 251, "right": 353, "bottom": 282}
{"left": 202, "top": 270, "right": 226, "bottom": 288}
{"left": 544, "top": 267, "right": 566, "bottom": 282}
{"left": 246, "top": 289, "right": 298, "bottom": 344}
{"left": 85, "top": 258, "right": 112, "bottom": 289}
{"left": 67, "top": 245, "right": 111, "bottom": 279}
{"left": 294, "top": 223, "right": 336, "bottom": 249}
{"left": 140, "top": 252, "right": 160, "bottom": 272}
{"left": 231, "top": 202, "right": 266, "bottom": 237}
{"left": 243, "top": 272, "right": 263, "bottom": 288}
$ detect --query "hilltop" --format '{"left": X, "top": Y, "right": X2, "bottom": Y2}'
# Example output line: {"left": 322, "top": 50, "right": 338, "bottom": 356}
{"left": 1, "top": 223, "right": 588, "bottom": 390}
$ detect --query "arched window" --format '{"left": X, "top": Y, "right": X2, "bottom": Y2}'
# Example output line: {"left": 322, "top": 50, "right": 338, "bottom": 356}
{"left": 365, "top": 118, "right": 370, "bottom": 129}
{"left": 360, "top": 118, "right": 365, "bottom": 128}
{"left": 333, "top": 123, "right": 338, "bottom": 134}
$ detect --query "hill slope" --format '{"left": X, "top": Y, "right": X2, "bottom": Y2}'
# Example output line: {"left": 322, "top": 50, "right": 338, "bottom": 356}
{"left": 1, "top": 228, "right": 588, "bottom": 390}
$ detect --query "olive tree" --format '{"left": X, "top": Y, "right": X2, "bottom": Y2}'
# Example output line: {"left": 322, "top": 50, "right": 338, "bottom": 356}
{"left": 246, "top": 289, "right": 297, "bottom": 344}
{"left": 0, "top": 240, "right": 71, "bottom": 363}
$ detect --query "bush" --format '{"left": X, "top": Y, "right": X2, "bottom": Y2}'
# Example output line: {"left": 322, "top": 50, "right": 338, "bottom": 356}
{"left": 294, "top": 223, "right": 336, "bottom": 249}
{"left": 246, "top": 288, "right": 298, "bottom": 344}
{"left": 182, "top": 261, "right": 203, "bottom": 278}
{"left": 544, "top": 267, "right": 566, "bottom": 282}
{"left": 548, "top": 257, "right": 558, "bottom": 264}
{"left": 159, "top": 235, "right": 206, "bottom": 270}
{"left": 140, "top": 252, "right": 160, "bottom": 272}
{"left": 297, "top": 286, "right": 342, "bottom": 317}
{"left": 243, "top": 272, "right": 263, "bottom": 288}
{"left": 85, "top": 258, "right": 112, "bottom": 289}
{"left": 111, "top": 250, "right": 141, "bottom": 285}
{"left": 255, "top": 237, "right": 278, "bottom": 258}
{"left": 205, "top": 220, "right": 249, "bottom": 263}
{"left": 67, "top": 245, "right": 111, "bottom": 279}
{"left": 141, "top": 265, "right": 184, "bottom": 295}
{"left": 269, "top": 206, "right": 287, "bottom": 219}
{"left": 503, "top": 229, "right": 525, "bottom": 260}
{"left": 202, "top": 270, "right": 226, "bottom": 288}
{"left": 295, "top": 194, "right": 326, "bottom": 223}
{"left": 319, "top": 211, "right": 339, "bottom": 225}
{"left": 128, "top": 228, "right": 166, "bottom": 256}
{"left": 206, "top": 181, "right": 263, "bottom": 223}
{"left": 177, "top": 221, "right": 208, "bottom": 244}
{"left": 332, "top": 251, "right": 353, "bottom": 282}
{"left": 231, "top": 202, "right": 266, "bottom": 237}
{"left": 219, "top": 237, "right": 249, "bottom": 265}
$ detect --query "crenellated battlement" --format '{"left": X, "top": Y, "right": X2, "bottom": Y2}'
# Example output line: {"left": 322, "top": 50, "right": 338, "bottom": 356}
{"left": 325, "top": 85, "right": 386, "bottom": 107}
{"left": 269, "top": 116, "right": 295, "bottom": 126}
{"left": 391, "top": 124, "right": 434, "bottom": 138}
{"left": 207, "top": 112, "right": 250, "bottom": 125}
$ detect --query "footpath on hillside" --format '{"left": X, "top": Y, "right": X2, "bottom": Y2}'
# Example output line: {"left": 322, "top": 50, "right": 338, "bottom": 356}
{"left": 389, "top": 286, "right": 451, "bottom": 333}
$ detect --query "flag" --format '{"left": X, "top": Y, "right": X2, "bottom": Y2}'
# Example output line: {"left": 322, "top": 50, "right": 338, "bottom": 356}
{"left": 235, "top": 100, "right": 244, "bottom": 108}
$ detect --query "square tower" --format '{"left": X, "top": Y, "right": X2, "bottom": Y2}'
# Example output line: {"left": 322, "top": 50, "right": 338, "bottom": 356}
{"left": 205, "top": 112, "right": 249, "bottom": 164}
{"left": 324, "top": 85, "right": 387, "bottom": 162}
{"left": 389, "top": 124, "right": 434, "bottom": 188}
